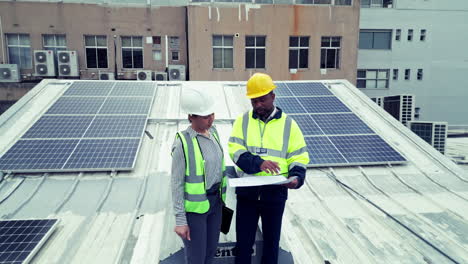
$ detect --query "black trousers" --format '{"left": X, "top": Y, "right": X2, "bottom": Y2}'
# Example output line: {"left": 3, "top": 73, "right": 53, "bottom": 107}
{"left": 234, "top": 186, "right": 287, "bottom": 264}
{"left": 183, "top": 193, "right": 222, "bottom": 264}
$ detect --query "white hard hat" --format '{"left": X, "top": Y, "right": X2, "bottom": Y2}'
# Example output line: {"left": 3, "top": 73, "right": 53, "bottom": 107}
{"left": 180, "top": 87, "right": 215, "bottom": 116}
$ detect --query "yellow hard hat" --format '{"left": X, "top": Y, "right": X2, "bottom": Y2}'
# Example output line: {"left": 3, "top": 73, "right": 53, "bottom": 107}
{"left": 246, "top": 73, "right": 276, "bottom": 99}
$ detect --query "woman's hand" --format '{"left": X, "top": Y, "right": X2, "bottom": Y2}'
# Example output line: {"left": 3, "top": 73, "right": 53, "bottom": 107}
{"left": 174, "top": 225, "right": 191, "bottom": 240}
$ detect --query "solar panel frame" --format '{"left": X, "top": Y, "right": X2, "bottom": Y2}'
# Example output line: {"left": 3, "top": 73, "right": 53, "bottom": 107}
{"left": 63, "top": 138, "right": 140, "bottom": 170}
{"left": 275, "top": 97, "right": 306, "bottom": 113}
{"left": 298, "top": 96, "right": 352, "bottom": 113}
{"left": 45, "top": 97, "right": 106, "bottom": 115}
{"left": 63, "top": 81, "right": 114, "bottom": 96}
{"left": 109, "top": 82, "right": 156, "bottom": 97}
{"left": 291, "top": 114, "right": 324, "bottom": 136}
{"left": 99, "top": 97, "right": 153, "bottom": 115}
{"left": 21, "top": 116, "right": 94, "bottom": 139}
{"left": 305, "top": 136, "right": 348, "bottom": 165}
{"left": 286, "top": 82, "right": 333, "bottom": 96}
{"left": 0, "top": 219, "right": 58, "bottom": 264}
{"left": 0, "top": 140, "right": 79, "bottom": 171}
{"left": 273, "top": 83, "right": 293, "bottom": 97}
{"left": 84, "top": 115, "right": 148, "bottom": 138}
{"left": 310, "top": 113, "right": 375, "bottom": 135}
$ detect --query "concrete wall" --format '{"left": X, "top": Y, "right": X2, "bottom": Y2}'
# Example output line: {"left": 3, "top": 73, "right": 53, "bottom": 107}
{"left": 187, "top": 3, "right": 360, "bottom": 81}
{"left": 0, "top": 2, "right": 187, "bottom": 80}
{"left": 358, "top": 4, "right": 468, "bottom": 125}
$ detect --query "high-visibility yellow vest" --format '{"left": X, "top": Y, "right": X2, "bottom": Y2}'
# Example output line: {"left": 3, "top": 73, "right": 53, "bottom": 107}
{"left": 228, "top": 110, "right": 309, "bottom": 176}
{"left": 177, "top": 128, "right": 227, "bottom": 214}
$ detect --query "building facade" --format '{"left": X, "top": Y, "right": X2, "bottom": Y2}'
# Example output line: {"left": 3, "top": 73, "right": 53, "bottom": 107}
{"left": 357, "top": 0, "right": 468, "bottom": 125}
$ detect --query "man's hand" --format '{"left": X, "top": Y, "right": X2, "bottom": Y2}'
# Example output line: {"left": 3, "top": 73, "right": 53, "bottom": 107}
{"left": 282, "top": 177, "right": 298, "bottom": 189}
{"left": 260, "top": 160, "right": 280, "bottom": 174}
{"left": 174, "top": 225, "right": 191, "bottom": 240}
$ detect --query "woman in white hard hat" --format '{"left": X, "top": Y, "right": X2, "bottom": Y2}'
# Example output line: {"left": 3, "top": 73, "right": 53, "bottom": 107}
{"left": 171, "top": 87, "right": 228, "bottom": 264}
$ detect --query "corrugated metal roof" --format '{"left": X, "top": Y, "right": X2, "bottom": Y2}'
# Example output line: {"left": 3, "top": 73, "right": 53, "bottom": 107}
{"left": 0, "top": 79, "right": 467, "bottom": 264}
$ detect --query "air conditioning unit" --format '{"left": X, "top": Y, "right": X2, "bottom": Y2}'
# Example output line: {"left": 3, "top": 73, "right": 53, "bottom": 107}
{"left": 34, "top": 50, "right": 56, "bottom": 77}
{"left": 409, "top": 121, "right": 448, "bottom": 154}
{"left": 57, "top": 51, "right": 79, "bottom": 77}
{"left": 155, "top": 72, "right": 167, "bottom": 81}
{"left": 371, "top": 96, "right": 384, "bottom": 107}
{"left": 99, "top": 71, "right": 115, "bottom": 80}
{"left": 168, "top": 65, "right": 186, "bottom": 81}
{"left": 383, "top": 94, "right": 415, "bottom": 125}
{"left": 137, "top": 70, "right": 152, "bottom": 81}
{"left": 0, "top": 64, "right": 20, "bottom": 83}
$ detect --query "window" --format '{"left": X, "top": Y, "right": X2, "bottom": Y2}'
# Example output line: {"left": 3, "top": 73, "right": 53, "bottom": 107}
{"left": 395, "top": 29, "right": 401, "bottom": 41}
{"left": 152, "top": 50, "right": 162, "bottom": 61}
{"left": 357, "top": 69, "right": 390, "bottom": 89}
{"left": 169, "top": 36, "right": 180, "bottom": 49}
{"left": 407, "top": 29, "right": 413, "bottom": 41}
{"left": 405, "top": 69, "right": 410, "bottom": 80}
{"left": 6, "top": 34, "right": 32, "bottom": 69}
{"left": 296, "top": 0, "right": 332, "bottom": 4}
{"left": 43, "top": 34, "right": 67, "bottom": 65}
{"left": 359, "top": 30, "right": 392, "bottom": 50}
{"left": 121, "top": 36, "right": 143, "bottom": 69}
{"left": 289, "top": 36, "right": 309, "bottom": 69}
{"left": 213, "top": 35, "right": 233, "bottom": 69}
{"left": 84, "top": 35, "right": 108, "bottom": 69}
{"left": 172, "top": 51, "right": 180, "bottom": 61}
{"left": 246, "top": 36, "right": 266, "bottom": 69}
{"left": 361, "top": 0, "right": 393, "bottom": 8}
{"left": 320, "top": 37, "right": 341, "bottom": 69}
{"left": 335, "top": 0, "right": 352, "bottom": 5}
{"left": 393, "top": 69, "right": 398, "bottom": 80}
{"left": 152, "top": 36, "right": 161, "bottom": 48}
{"left": 417, "top": 69, "right": 423, "bottom": 80}
{"left": 420, "top": 30, "right": 426, "bottom": 41}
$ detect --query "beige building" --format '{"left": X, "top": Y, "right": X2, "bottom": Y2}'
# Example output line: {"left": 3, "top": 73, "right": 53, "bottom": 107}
{"left": 188, "top": 3, "right": 360, "bottom": 81}
{"left": 0, "top": 1, "right": 358, "bottom": 83}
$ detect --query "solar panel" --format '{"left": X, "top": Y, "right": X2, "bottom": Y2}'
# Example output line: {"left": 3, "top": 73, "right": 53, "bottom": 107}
{"left": 305, "top": 137, "right": 347, "bottom": 165}
{"left": 0, "top": 140, "right": 79, "bottom": 171}
{"left": 22, "top": 116, "right": 94, "bottom": 139}
{"left": 0, "top": 219, "right": 58, "bottom": 264}
{"left": 329, "top": 135, "right": 406, "bottom": 164}
{"left": 84, "top": 115, "right": 147, "bottom": 138}
{"left": 286, "top": 82, "right": 333, "bottom": 96}
{"left": 63, "top": 139, "right": 140, "bottom": 170}
{"left": 45, "top": 97, "right": 105, "bottom": 115}
{"left": 298, "top": 97, "right": 351, "bottom": 113}
{"left": 291, "top": 115, "right": 323, "bottom": 135}
{"left": 110, "top": 82, "right": 156, "bottom": 97}
{"left": 63, "top": 81, "right": 114, "bottom": 96}
{"left": 99, "top": 97, "right": 153, "bottom": 114}
{"left": 274, "top": 83, "right": 293, "bottom": 97}
{"left": 275, "top": 97, "right": 305, "bottom": 113}
{"left": 310, "top": 113, "right": 374, "bottom": 135}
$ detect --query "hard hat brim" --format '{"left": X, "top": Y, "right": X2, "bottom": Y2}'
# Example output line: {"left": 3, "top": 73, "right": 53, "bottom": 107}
{"left": 247, "top": 85, "right": 276, "bottom": 99}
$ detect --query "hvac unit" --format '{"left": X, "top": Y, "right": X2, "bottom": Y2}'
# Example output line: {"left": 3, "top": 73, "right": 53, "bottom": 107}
{"left": 168, "top": 65, "right": 186, "bottom": 81}
{"left": 99, "top": 71, "right": 115, "bottom": 80}
{"left": 155, "top": 72, "right": 167, "bottom": 81}
{"left": 34, "top": 50, "right": 56, "bottom": 77}
{"left": 0, "top": 64, "right": 20, "bottom": 83}
{"left": 383, "top": 94, "right": 415, "bottom": 125}
{"left": 371, "top": 97, "right": 384, "bottom": 107}
{"left": 409, "top": 121, "right": 448, "bottom": 154}
{"left": 57, "top": 51, "right": 79, "bottom": 77}
{"left": 137, "top": 70, "right": 152, "bottom": 81}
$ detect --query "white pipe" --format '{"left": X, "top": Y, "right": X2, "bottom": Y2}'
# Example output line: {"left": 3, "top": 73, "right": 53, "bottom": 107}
{"left": 0, "top": 16, "right": 6, "bottom": 63}
{"left": 165, "top": 35, "right": 169, "bottom": 68}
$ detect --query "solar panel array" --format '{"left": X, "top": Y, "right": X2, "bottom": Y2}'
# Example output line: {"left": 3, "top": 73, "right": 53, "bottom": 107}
{"left": 274, "top": 82, "right": 406, "bottom": 167}
{"left": 0, "top": 81, "right": 155, "bottom": 172}
{"left": 0, "top": 219, "right": 58, "bottom": 264}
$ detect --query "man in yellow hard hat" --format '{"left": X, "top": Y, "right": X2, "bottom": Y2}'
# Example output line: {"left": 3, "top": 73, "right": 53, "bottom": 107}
{"left": 228, "top": 73, "right": 310, "bottom": 263}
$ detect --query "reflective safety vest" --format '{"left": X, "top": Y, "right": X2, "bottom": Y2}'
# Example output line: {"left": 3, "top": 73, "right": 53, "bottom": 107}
{"left": 228, "top": 110, "right": 309, "bottom": 176}
{"left": 177, "top": 128, "right": 227, "bottom": 214}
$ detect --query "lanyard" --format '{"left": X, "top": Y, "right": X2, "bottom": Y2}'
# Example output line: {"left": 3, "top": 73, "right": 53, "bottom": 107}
{"left": 257, "top": 119, "right": 267, "bottom": 148}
